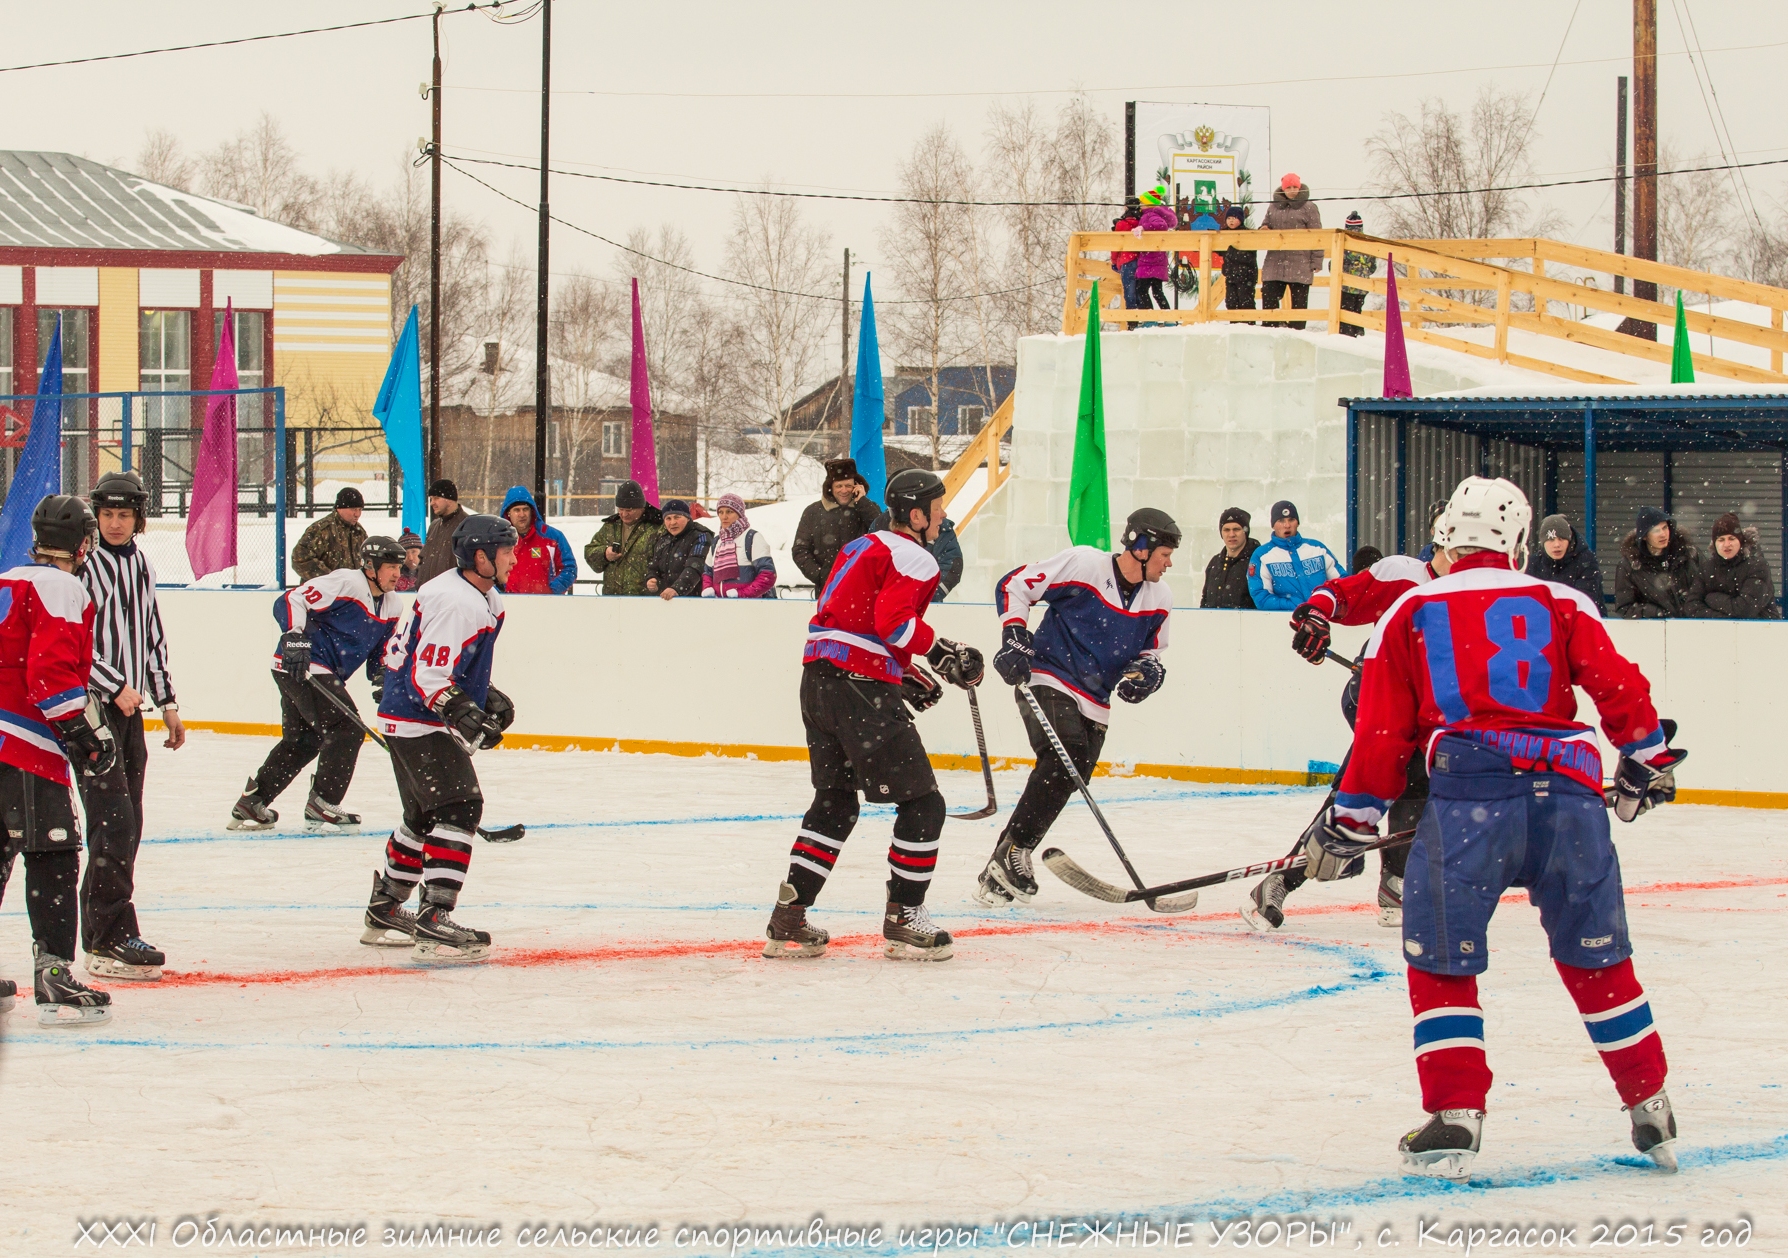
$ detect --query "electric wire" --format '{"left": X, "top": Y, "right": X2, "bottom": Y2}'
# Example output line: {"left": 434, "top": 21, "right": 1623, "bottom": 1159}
{"left": 1679, "top": 0, "right": 1764, "bottom": 232}
{"left": 1515, "top": 0, "right": 1582, "bottom": 156}
{"left": 1669, "top": 0, "right": 1754, "bottom": 232}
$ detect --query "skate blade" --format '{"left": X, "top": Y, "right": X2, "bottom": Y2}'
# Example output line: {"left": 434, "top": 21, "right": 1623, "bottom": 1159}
{"left": 37, "top": 1003, "right": 112, "bottom": 1028}
{"left": 410, "top": 938, "right": 490, "bottom": 963}
{"left": 761, "top": 938, "right": 827, "bottom": 959}
{"left": 1641, "top": 1139, "right": 1678, "bottom": 1173}
{"left": 225, "top": 816, "right": 277, "bottom": 831}
{"left": 1400, "top": 1149, "right": 1475, "bottom": 1181}
{"left": 973, "top": 877, "right": 1016, "bottom": 909}
{"left": 1378, "top": 906, "right": 1403, "bottom": 928}
{"left": 884, "top": 939, "right": 954, "bottom": 962}
{"left": 304, "top": 818, "right": 361, "bottom": 833}
{"left": 987, "top": 866, "right": 1034, "bottom": 905}
{"left": 1239, "top": 903, "right": 1280, "bottom": 933}
{"left": 83, "top": 954, "right": 162, "bottom": 982}
{"left": 359, "top": 926, "right": 416, "bottom": 948}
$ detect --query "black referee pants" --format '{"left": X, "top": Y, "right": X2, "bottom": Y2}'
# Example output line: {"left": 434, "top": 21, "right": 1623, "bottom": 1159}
{"left": 78, "top": 703, "right": 149, "bottom": 952}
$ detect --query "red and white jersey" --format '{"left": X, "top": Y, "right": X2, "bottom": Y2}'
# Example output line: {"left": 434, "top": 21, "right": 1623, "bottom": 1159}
{"left": 1306, "top": 554, "right": 1434, "bottom": 627}
{"left": 802, "top": 530, "right": 939, "bottom": 684}
{"left": 0, "top": 563, "right": 96, "bottom": 786}
{"left": 1336, "top": 552, "right": 1667, "bottom": 824}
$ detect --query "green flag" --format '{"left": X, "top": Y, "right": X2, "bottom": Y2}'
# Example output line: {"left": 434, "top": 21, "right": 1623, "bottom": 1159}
{"left": 1671, "top": 290, "right": 1695, "bottom": 384}
{"left": 1068, "top": 281, "right": 1111, "bottom": 548}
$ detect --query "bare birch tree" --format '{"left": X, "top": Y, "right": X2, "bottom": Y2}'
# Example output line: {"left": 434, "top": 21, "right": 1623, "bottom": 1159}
{"left": 199, "top": 114, "right": 326, "bottom": 228}
{"left": 454, "top": 249, "right": 535, "bottom": 512}
{"left": 136, "top": 129, "right": 196, "bottom": 191}
{"left": 1657, "top": 143, "right": 1736, "bottom": 302}
{"left": 549, "top": 271, "right": 626, "bottom": 505}
{"left": 1366, "top": 87, "right": 1558, "bottom": 239}
{"left": 985, "top": 101, "right": 1060, "bottom": 345}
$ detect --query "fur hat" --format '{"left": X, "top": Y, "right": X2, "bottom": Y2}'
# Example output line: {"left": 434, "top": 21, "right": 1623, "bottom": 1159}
{"left": 1538, "top": 514, "right": 1573, "bottom": 543}
{"left": 1219, "top": 506, "right": 1251, "bottom": 531}
{"left": 1711, "top": 511, "right": 1744, "bottom": 541}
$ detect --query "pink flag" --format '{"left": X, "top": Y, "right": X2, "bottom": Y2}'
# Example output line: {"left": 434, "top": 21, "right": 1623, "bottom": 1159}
{"left": 186, "top": 301, "right": 239, "bottom": 578}
{"left": 628, "top": 278, "right": 659, "bottom": 503}
{"left": 1382, "top": 251, "right": 1413, "bottom": 399}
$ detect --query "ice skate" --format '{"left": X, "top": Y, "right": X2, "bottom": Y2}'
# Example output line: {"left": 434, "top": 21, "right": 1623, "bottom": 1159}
{"left": 0, "top": 977, "right": 15, "bottom": 1015}
{"left": 1241, "top": 872, "right": 1288, "bottom": 931}
{"left": 1398, "top": 1109, "right": 1483, "bottom": 1180}
{"left": 35, "top": 947, "right": 112, "bottom": 1027}
{"left": 227, "top": 778, "right": 278, "bottom": 830}
{"left": 304, "top": 790, "right": 361, "bottom": 833}
{"left": 763, "top": 881, "right": 828, "bottom": 958}
{"left": 1377, "top": 869, "right": 1404, "bottom": 928}
{"left": 411, "top": 904, "right": 491, "bottom": 962}
{"left": 84, "top": 936, "right": 165, "bottom": 982}
{"left": 883, "top": 894, "right": 953, "bottom": 961}
{"left": 977, "top": 832, "right": 1037, "bottom": 906}
{"left": 1626, "top": 1089, "right": 1678, "bottom": 1172}
{"left": 361, "top": 874, "right": 418, "bottom": 947}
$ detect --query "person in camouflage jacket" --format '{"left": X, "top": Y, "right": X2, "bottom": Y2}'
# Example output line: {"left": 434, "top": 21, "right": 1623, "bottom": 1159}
{"left": 291, "top": 488, "right": 369, "bottom": 580}
{"left": 1339, "top": 210, "right": 1377, "bottom": 338}
{"left": 583, "top": 479, "right": 664, "bottom": 595}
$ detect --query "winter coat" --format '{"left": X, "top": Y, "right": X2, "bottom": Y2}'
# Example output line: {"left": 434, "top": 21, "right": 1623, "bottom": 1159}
{"left": 498, "top": 485, "right": 578, "bottom": 595}
{"left": 929, "top": 518, "right": 964, "bottom": 602}
{"left": 1221, "top": 214, "right": 1258, "bottom": 292}
{"left": 291, "top": 511, "right": 368, "bottom": 582}
{"left": 702, "top": 528, "right": 777, "bottom": 598}
{"left": 1201, "top": 538, "right": 1259, "bottom": 609}
{"left": 584, "top": 507, "right": 665, "bottom": 596}
{"left": 1133, "top": 204, "right": 1180, "bottom": 281}
{"left": 417, "top": 504, "right": 468, "bottom": 586}
{"left": 1614, "top": 527, "right": 1698, "bottom": 619}
{"left": 1341, "top": 247, "right": 1378, "bottom": 294}
{"left": 646, "top": 521, "right": 714, "bottom": 597}
{"left": 1685, "top": 527, "right": 1781, "bottom": 619}
{"left": 1110, "top": 214, "right": 1140, "bottom": 268}
{"left": 791, "top": 493, "right": 881, "bottom": 586}
{"left": 1260, "top": 186, "right": 1323, "bottom": 284}
{"left": 1246, "top": 532, "right": 1344, "bottom": 611}
{"left": 1525, "top": 527, "right": 1605, "bottom": 608}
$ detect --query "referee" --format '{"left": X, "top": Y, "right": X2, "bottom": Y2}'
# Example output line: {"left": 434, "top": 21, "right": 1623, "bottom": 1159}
{"left": 79, "top": 471, "right": 185, "bottom": 982}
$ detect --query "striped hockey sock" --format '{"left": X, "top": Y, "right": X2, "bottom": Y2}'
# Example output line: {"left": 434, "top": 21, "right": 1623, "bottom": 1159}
{"left": 887, "top": 791, "right": 945, "bottom": 906}
{"left": 383, "top": 824, "right": 425, "bottom": 891}
{"left": 786, "top": 789, "right": 857, "bottom": 906}
{"left": 1408, "top": 967, "right": 1493, "bottom": 1112}
{"left": 419, "top": 825, "right": 474, "bottom": 906}
{"left": 1556, "top": 958, "right": 1668, "bottom": 1107}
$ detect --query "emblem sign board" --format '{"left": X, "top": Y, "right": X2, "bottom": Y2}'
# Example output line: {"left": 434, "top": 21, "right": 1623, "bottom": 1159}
{"left": 1129, "top": 102, "right": 1271, "bottom": 218}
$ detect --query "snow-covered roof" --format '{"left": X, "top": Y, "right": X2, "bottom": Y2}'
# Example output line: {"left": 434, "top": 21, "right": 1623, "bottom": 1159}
{"left": 0, "top": 150, "right": 393, "bottom": 257}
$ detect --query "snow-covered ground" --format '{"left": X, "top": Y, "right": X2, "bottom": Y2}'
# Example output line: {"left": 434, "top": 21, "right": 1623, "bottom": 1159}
{"left": 2, "top": 735, "right": 1782, "bottom": 1252}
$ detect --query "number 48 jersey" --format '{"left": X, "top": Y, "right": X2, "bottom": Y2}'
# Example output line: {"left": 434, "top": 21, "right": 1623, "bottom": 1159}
{"left": 1336, "top": 553, "right": 1665, "bottom": 825}
{"left": 377, "top": 569, "right": 505, "bottom": 739}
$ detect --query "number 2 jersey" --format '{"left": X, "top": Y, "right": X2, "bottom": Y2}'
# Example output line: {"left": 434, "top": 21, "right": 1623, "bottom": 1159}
{"left": 0, "top": 563, "right": 96, "bottom": 787}
{"left": 1336, "top": 551, "right": 1667, "bottom": 826}
{"left": 377, "top": 569, "right": 505, "bottom": 739}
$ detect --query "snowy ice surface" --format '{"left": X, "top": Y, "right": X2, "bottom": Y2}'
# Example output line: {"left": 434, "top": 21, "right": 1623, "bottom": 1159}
{"left": 1, "top": 736, "right": 1781, "bottom": 1253}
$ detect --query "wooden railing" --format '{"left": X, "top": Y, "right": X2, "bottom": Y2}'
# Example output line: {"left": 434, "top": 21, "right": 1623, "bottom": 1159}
{"left": 939, "top": 390, "right": 1013, "bottom": 527}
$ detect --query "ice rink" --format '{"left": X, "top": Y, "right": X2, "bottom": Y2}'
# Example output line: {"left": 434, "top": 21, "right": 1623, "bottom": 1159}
{"left": 1, "top": 734, "right": 1782, "bottom": 1254}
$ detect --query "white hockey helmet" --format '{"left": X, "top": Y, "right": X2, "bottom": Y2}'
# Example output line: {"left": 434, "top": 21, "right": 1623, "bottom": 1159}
{"left": 1438, "top": 476, "right": 1532, "bottom": 568}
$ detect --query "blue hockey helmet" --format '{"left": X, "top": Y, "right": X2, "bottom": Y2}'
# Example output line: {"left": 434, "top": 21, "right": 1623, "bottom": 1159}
{"left": 451, "top": 513, "right": 519, "bottom": 573}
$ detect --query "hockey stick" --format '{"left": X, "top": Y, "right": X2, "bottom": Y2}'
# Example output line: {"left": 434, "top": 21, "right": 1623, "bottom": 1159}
{"left": 947, "top": 686, "right": 998, "bottom": 820}
{"left": 1016, "top": 683, "right": 1183, "bottom": 912}
{"left": 1324, "top": 648, "right": 1359, "bottom": 672}
{"left": 1042, "top": 827, "right": 1417, "bottom": 907}
{"left": 305, "top": 676, "right": 525, "bottom": 844}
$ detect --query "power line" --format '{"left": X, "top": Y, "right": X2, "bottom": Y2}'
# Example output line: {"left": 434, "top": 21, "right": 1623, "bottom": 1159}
{"left": 1516, "top": 0, "right": 1582, "bottom": 156}
{"left": 1680, "top": 0, "right": 1764, "bottom": 231}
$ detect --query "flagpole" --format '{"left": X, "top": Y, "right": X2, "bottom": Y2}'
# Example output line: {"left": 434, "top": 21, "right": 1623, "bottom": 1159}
{"left": 533, "top": 0, "right": 552, "bottom": 507}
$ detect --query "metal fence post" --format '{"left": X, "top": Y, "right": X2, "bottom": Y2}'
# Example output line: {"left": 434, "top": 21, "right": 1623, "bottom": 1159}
{"left": 121, "top": 394, "right": 133, "bottom": 474}
{"left": 1583, "top": 405, "right": 1598, "bottom": 555}
{"left": 275, "top": 388, "right": 288, "bottom": 590}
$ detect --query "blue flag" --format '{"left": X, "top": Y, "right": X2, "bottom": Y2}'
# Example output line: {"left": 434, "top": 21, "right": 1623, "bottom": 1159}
{"left": 850, "top": 273, "right": 887, "bottom": 507}
{"left": 0, "top": 318, "right": 65, "bottom": 572}
{"left": 372, "top": 306, "right": 426, "bottom": 538}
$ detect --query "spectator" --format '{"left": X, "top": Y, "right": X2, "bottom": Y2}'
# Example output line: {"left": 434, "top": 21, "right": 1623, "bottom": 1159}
{"left": 646, "top": 498, "right": 713, "bottom": 600}
{"left": 416, "top": 479, "right": 468, "bottom": 585}
{"left": 291, "top": 488, "right": 368, "bottom": 581}
{"left": 1614, "top": 506, "right": 1697, "bottom": 618}
{"left": 1220, "top": 201, "right": 1257, "bottom": 320}
{"left": 499, "top": 485, "right": 578, "bottom": 595}
{"left": 702, "top": 493, "right": 777, "bottom": 598}
{"left": 1246, "top": 499, "right": 1343, "bottom": 611}
{"left": 1416, "top": 499, "right": 1450, "bottom": 564}
{"left": 1111, "top": 196, "right": 1142, "bottom": 320}
{"left": 1339, "top": 210, "right": 1376, "bottom": 337}
{"left": 1260, "top": 173, "right": 1322, "bottom": 330}
{"left": 1686, "top": 511, "right": 1780, "bottom": 619}
{"left": 584, "top": 480, "right": 664, "bottom": 596}
{"left": 791, "top": 457, "right": 882, "bottom": 588}
{"left": 1132, "top": 187, "right": 1178, "bottom": 325}
{"left": 1526, "top": 513, "right": 1604, "bottom": 606}
{"left": 1201, "top": 506, "right": 1258, "bottom": 608}
{"left": 396, "top": 529, "right": 424, "bottom": 592}
{"left": 1351, "top": 544, "right": 1383, "bottom": 572}
{"left": 930, "top": 516, "right": 964, "bottom": 601}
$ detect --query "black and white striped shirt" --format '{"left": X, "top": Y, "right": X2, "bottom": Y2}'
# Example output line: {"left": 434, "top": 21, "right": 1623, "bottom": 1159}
{"left": 80, "top": 539, "right": 177, "bottom": 706}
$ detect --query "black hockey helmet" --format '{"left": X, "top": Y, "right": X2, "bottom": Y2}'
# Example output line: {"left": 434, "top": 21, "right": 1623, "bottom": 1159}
{"left": 885, "top": 468, "right": 946, "bottom": 523}
{"left": 1121, "top": 507, "right": 1182, "bottom": 555}
{"left": 361, "top": 534, "right": 405, "bottom": 570}
{"left": 90, "top": 469, "right": 148, "bottom": 535}
{"left": 451, "top": 513, "right": 519, "bottom": 573}
{"left": 32, "top": 494, "right": 91, "bottom": 562}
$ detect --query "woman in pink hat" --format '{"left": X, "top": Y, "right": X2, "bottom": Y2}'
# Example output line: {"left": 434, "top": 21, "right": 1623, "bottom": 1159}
{"left": 1260, "top": 173, "right": 1323, "bottom": 330}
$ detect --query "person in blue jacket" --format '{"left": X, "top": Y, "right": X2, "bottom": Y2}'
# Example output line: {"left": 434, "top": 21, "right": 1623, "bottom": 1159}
{"left": 499, "top": 485, "right": 578, "bottom": 595}
{"left": 1246, "top": 500, "right": 1344, "bottom": 611}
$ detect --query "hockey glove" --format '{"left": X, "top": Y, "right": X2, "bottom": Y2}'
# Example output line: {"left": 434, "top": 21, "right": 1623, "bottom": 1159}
{"left": 485, "top": 686, "right": 516, "bottom": 735}
{"left": 1608, "top": 743, "right": 1689, "bottom": 823}
{"left": 927, "top": 638, "right": 984, "bottom": 689}
{"left": 367, "top": 659, "right": 385, "bottom": 706}
{"left": 1289, "top": 602, "right": 1332, "bottom": 665}
{"left": 54, "top": 699, "right": 117, "bottom": 778}
{"left": 1115, "top": 655, "right": 1165, "bottom": 703}
{"left": 993, "top": 624, "right": 1034, "bottom": 686}
{"left": 432, "top": 686, "right": 503, "bottom": 753}
{"left": 1301, "top": 806, "right": 1377, "bottom": 882}
{"left": 279, "top": 630, "right": 313, "bottom": 677}
{"left": 900, "top": 664, "right": 944, "bottom": 714}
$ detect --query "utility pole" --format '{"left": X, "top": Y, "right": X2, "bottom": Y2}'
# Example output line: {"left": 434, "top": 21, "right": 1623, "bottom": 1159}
{"left": 1620, "top": 0, "right": 1658, "bottom": 339}
{"left": 533, "top": 0, "right": 552, "bottom": 507}
{"left": 428, "top": 2, "right": 443, "bottom": 483}
{"left": 840, "top": 248, "right": 851, "bottom": 438}
{"left": 1614, "top": 75, "right": 1628, "bottom": 297}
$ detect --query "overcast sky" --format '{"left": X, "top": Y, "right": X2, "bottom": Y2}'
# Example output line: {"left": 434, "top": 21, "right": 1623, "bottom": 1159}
{"left": 6, "top": 0, "right": 1787, "bottom": 311}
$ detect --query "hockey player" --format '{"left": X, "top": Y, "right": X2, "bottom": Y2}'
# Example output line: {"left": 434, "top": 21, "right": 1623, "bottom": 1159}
{"left": 763, "top": 467, "right": 982, "bottom": 962}
{"left": 361, "top": 514, "right": 517, "bottom": 959}
{"left": 977, "top": 508, "right": 1177, "bottom": 906}
{"left": 1306, "top": 476, "right": 1685, "bottom": 1178}
{"left": 230, "top": 536, "right": 405, "bottom": 831}
{"left": 79, "top": 470, "right": 185, "bottom": 981}
{"left": 0, "top": 495, "right": 115, "bottom": 1025}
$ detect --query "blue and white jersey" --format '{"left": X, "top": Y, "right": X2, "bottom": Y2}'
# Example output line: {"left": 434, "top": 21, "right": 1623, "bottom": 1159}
{"left": 273, "top": 568, "right": 398, "bottom": 681}
{"left": 996, "top": 546, "right": 1171, "bottom": 721}
{"left": 1246, "top": 533, "right": 1344, "bottom": 611}
{"left": 377, "top": 569, "right": 505, "bottom": 739}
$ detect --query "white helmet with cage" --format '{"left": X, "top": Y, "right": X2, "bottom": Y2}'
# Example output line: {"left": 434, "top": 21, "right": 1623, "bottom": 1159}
{"left": 1438, "top": 476, "right": 1532, "bottom": 568}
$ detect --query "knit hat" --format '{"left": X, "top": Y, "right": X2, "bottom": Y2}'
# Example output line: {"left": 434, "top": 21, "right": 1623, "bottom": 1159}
{"left": 399, "top": 529, "right": 423, "bottom": 549}
{"left": 1139, "top": 187, "right": 1166, "bottom": 207}
{"left": 1636, "top": 505, "right": 1671, "bottom": 536}
{"left": 1219, "top": 506, "right": 1251, "bottom": 531}
{"left": 1711, "top": 511, "right": 1743, "bottom": 541}
{"left": 1344, "top": 210, "right": 1364, "bottom": 230}
{"left": 614, "top": 480, "right": 646, "bottom": 510}
{"left": 662, "top": 498, "right": 692, "bottom": 519}
{"left": 1270, "top": 500, "right": 1299, "bottom": 525}
{"left": 427, "top": 479, "right": 458, "bottom": 501}
{"left": 335, "top": 487, "right": 364, "bottom": 509}
{"left": 1538, "top": 514, "right": 1573, "bottom": 543}
{"left": 1279, "top": 173, "right": 1301, "bottom": 190}
{"left": 717, "top": 492, "right": 748, "bottom": 522}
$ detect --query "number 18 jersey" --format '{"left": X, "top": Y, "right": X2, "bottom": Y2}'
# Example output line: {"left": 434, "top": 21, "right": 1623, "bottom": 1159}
{"left": 1335, "top": 552, "right": 1665, "bottom": 825}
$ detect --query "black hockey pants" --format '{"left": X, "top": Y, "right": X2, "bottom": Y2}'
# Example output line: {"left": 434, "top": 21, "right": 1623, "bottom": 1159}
{"left": 253, "top": 672, "right": 365, "bottom": 806}
{"left": 1006, "top": 685, "right": 1107, "bottom": 850}
{"left": 0, "top": 764, "right": 82, "bottom": 961}
{"left": 77, "top": 703, "right": 149, "bottom": 951}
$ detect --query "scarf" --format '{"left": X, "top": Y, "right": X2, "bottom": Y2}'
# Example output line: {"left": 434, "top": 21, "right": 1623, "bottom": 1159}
{"left": 712, "top": 494, "right": 750, "bottom": 581}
